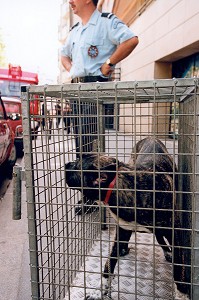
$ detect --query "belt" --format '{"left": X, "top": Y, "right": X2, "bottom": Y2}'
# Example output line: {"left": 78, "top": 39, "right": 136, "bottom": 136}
{"left": 71, "top": 76, "right": 109, "bottom": 83}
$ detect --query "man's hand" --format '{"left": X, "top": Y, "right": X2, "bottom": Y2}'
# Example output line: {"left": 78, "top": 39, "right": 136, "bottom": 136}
{"left": 100, "top": 63, "right": 114, "bottom": 77}
{"left": 61, "top": 56, "right": 72, "bottom": 73}
{"left": 101, "top": 36, "right": 139, "bottom": 77}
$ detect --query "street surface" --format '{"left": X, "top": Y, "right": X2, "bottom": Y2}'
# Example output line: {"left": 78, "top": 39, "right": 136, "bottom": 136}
{"left": 0, "top": 158, "right": 31, "bottom": 300}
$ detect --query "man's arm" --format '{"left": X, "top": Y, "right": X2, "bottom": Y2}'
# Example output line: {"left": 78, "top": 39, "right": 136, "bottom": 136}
{"left": 101, "top": 36, "right": 139, "bottom": 77}
{"left": 61, "top": 55, "right": 72, "bottom": 73}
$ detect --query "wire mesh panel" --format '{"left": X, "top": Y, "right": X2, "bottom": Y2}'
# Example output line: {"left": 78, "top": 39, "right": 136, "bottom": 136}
{"left": 21, "top": 78, "right": 199, "bottom": 300}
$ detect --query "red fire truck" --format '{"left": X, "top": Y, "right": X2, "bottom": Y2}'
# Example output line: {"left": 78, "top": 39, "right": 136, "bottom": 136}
{"left": 0, "top": 64, "right": 39, "bottom": 97}
{"left": 0, "top": 64, "right": 40, "bottom": 156}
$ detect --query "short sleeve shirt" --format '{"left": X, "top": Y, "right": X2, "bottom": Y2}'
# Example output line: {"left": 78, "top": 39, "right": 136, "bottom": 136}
{"left": 61, "top": 9, "right": 136, "bottom": 78}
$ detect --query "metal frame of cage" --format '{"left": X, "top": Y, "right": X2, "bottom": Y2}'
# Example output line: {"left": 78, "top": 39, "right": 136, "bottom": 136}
{"left": 20, "top": 78, "right": 199, "bottom": 300}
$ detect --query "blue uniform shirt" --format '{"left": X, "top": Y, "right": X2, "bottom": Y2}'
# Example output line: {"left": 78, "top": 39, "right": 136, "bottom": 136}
{"left": 61, "top": 9, "right": 136, "bottom": 79}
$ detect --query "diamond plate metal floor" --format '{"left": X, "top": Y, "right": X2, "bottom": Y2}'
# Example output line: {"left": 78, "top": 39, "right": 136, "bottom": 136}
{"left": 64, "top": 229, "right": 189, "bottom": 300}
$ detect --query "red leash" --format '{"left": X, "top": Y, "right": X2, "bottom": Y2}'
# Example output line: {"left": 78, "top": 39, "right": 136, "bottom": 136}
{"left": 104, "top": 175, "right": 117, "bottom": 205}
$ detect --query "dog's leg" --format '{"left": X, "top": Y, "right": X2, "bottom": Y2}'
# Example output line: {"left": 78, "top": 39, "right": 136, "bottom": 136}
{"left": 155, "top": 229, "right": 172, "bottom": 262}
{"left": 85, "top": 227, "right": 132, "bottom": 300}
{"left": 173, "top": 227, "right": 190, "bottom": 295}
{"left": 104, "top": 226, "right": 132, "bottom": 276}
{"left": 119, "top": 226, "right": 132, "bottom": 256}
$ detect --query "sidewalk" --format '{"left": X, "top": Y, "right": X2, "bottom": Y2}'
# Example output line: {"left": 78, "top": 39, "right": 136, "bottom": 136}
{"left": 0, "top": 162, "right": 31, "bottom": 300}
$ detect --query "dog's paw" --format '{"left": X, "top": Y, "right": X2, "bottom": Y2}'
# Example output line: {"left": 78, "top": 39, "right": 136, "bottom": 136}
{"left": 85, "top": 277, "right": 111, "bottom": 300}
{"left": 164, "top": 250, "right": 172, "bottom": 263}
{"left": 85, "top": 289, "right": 107, "bottom": 300}
{"left": 174, "top": 284, "right": 190, "bottom": 300}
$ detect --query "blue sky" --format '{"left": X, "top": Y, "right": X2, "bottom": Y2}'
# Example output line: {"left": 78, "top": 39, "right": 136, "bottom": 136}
{"left": 0, "top": 0, "right": 62, "bottom": 84}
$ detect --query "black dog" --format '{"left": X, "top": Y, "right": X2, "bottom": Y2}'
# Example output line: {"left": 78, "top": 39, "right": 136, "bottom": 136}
{"left": 65, "top": 137, "right": 187, "bottom": 299}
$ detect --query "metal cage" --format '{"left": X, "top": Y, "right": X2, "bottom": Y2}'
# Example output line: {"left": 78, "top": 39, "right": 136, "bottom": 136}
{"left": 21, "top": 78, "right": 199, "bottom": 300}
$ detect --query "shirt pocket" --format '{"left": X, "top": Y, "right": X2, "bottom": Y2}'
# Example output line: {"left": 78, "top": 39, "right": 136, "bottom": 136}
{"left": 86, "top": 38, "right": 104, "bottom": 47}
{"left": 84, "top": 37, "right": 106, "bottom": 54}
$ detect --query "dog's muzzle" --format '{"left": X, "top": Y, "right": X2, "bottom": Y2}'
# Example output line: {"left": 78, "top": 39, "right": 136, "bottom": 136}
{"left": 65, "top": 162, "right": 82, "bottom": 188}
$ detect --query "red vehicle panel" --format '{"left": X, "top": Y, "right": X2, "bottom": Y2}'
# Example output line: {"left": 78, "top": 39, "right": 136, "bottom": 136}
{"left": 0, "top": 96, "right": 16, "bottom": 167}
{"left": 0, "top": 64, "right": 40, "bottom": 151}
{"left": 2, "top": 97, "right": 23, "bottom": 157}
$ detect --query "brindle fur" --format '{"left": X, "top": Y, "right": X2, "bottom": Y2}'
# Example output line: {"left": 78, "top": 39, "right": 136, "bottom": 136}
{"left": 65, "top": 137, "right": 187, "bottom": 295}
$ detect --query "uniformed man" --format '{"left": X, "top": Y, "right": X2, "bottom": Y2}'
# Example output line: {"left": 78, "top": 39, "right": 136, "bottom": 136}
{"left": 61, "top": 0, "right": 139, "bottom": 214}
{"left": 61, "top": 0, "right": 139, "bottom": 81}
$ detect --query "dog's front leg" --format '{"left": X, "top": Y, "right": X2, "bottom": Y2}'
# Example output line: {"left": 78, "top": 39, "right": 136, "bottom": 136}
{"left": 173, "top": 227, "right": 189, "bottom": 295}
{"left": 104, "top": 226, "right": 132, "bottom": 279}
{"left": 85, "top": 227, "right": 132, "bottom": 300}
{"left": 155, "top": 229, "right": 172, "bottom": 262}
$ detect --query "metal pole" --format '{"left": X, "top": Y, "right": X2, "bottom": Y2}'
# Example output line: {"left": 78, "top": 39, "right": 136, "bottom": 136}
{"left": 99, "top": 100, "right": 107, "bottom": 230}
{"left": 21, "top": 86, "right": 40, "bottom": 299}
{"left": 12, "top": 165, "right": 22, "bottom": 220}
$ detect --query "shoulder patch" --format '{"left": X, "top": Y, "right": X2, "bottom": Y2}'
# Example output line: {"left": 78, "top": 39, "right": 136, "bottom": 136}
{"left": 70, "top": 22, "right": 79, "bottom": 31}
{"left": 113, "top": 18, "right": 124, "bottom": 29}
{"left": 101, "top": 12, "right": 114, "bottom": 19}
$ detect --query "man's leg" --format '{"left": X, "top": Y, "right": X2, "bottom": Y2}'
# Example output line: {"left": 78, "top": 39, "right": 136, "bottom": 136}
{"left": 71, "top": 101, "right": 98, "bottom": 214}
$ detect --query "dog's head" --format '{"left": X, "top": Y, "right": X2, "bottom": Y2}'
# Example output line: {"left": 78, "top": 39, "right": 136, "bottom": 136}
{"left": 65, "top": 154, "right": 119, "bottom": 200}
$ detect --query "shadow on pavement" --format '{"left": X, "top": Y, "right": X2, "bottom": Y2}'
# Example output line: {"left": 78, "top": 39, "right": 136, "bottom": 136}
{"left": 0, "top": 165, "right": 13, "bottom": 199}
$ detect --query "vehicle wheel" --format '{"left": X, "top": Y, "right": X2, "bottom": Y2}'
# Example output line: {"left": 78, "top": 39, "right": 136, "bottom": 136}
{"left": 7, "top": 144, "right": 17, "bottom": 167}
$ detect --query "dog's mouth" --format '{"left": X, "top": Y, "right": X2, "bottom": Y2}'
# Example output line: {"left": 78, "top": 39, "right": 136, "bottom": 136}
{"left": 65, "top": 161, "right": 98, "bottom": 189}
{"left": 92, "top": 173, "right": 108, "bottom": 187}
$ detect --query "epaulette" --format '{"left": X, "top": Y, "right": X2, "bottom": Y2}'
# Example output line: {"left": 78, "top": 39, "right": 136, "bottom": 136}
{"left": 70, "top": 22, "right": 79, "bottom": 31}
{"left": 101, "top": 12, "right": 114, "bottom": 19}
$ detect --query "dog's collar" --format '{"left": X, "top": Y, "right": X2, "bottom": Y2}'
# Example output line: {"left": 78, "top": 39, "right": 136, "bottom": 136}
{"left": 104, "top": 175, "right": 117, "bottom": 205}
